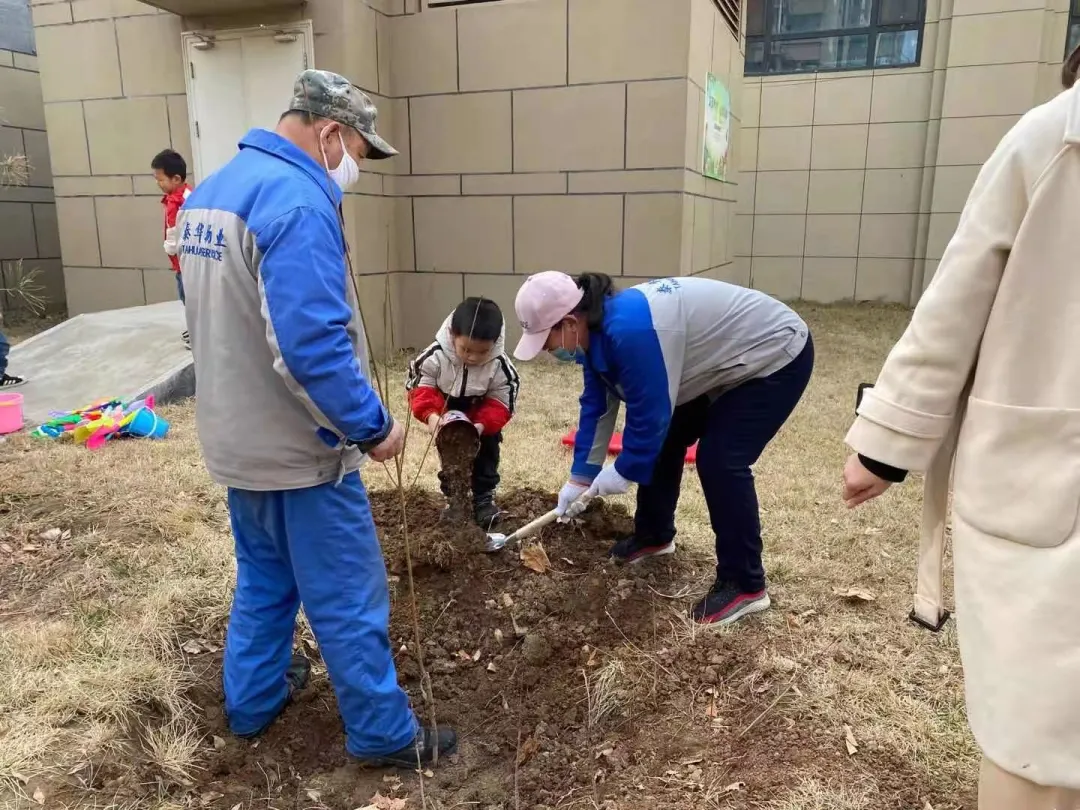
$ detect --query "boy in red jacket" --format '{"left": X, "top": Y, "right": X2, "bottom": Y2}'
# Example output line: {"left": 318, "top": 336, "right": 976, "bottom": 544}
{"left": 151, "top": 149, "right": 193, "bottom": 348}
{"left": 406, "top": 298, "right": 520, "bottom": 529}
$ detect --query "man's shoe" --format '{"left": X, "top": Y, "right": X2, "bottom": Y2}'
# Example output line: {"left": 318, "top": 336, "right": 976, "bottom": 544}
{"left": 0, "top": 373, "right": 26, "bottom": 388}
{"left": 608, "top": 533, "right": 675, "bottom": 565}
{"left": 363, "top": 726, "right": 458, "bottom": 768}
{"left": 473, "top": 496, "right": 502, "bottom": 531}
{"left": 235, "top": 654, "right": 312, "bottom": 739}
{"left": 690, "top": 580, "right": 770, "bottom": 626}
{"left": 182, "top": 330, "right": 191, "bottom": 350}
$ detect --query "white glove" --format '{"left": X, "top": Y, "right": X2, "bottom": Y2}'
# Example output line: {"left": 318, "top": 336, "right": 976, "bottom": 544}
{"left": 164, "top": 227, "right": 179, "bottom": 256}
{"left": 555, "top": 480, "right": 589, "bottom": 517}
{"left": 586, "top": 465, "right": 631, "bottom": 498}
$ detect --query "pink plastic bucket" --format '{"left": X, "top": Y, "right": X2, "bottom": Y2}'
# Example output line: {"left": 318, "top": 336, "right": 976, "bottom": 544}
{"left": 0, "top": 392, "right": 24, "bottom": 435}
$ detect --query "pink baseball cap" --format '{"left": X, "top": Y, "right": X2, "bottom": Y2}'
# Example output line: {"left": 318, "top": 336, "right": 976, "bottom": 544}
{"left": 513, "top": 271, "right": 584, "bottom": 361}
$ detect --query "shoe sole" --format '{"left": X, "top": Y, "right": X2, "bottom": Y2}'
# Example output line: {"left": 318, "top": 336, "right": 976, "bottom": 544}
{"left": 364, "top": 740, "right": 459, "bottom": 769}
{"left": 617, "top": 542, "right": 676, "bottom": 565}
{"left": 698, "top": 593, "right": 771, "bottom": 626}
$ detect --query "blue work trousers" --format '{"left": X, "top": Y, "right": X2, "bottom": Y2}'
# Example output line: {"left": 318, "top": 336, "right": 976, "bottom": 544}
{"left": 224, "top": 471, "right": 416, "bottom": 756}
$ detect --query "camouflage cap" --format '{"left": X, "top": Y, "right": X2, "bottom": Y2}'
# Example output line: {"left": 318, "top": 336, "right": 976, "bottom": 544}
{"left": 288, "top": 69, "right": 398, "bottom": 160}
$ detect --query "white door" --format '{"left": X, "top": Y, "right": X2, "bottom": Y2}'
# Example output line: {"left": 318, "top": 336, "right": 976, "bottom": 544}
{"left": 182, "top": 26, "right": 312, "bottom": 181}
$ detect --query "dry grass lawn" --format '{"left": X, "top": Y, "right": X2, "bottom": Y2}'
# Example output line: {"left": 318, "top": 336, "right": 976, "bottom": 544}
{"left": 0, "top": 304, "right": 978, "bottom": 809}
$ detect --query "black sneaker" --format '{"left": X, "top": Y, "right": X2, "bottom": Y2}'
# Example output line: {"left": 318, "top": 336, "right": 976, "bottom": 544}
{"left": 235, "top": 654, "right": 312, "bottom": 739}
{"left": 690, "top": 580, "right": 770, "bottom": 626}
{"left": 608, "top": 533, "right": 675, "bottom": 565}
{"left": 362, "top": 726, "right": 458, "bottom": 768}
{"left": 182, "top": 330, "right": 191, "bottom": 350}
{"left": 473, "top": 496, "right": 502, "bottom": 530}
{"left": 0, "top": 373, "right": 25, "bottom": 388}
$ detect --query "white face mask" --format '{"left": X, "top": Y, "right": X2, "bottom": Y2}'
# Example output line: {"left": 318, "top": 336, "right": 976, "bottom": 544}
{"left": 321, "top": 128, "right": 360, "bottom": 191}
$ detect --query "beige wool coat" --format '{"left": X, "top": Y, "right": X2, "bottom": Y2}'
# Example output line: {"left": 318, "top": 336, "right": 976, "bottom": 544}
{"left": 846, "top": 84, "right": 1080, "bottom": 788}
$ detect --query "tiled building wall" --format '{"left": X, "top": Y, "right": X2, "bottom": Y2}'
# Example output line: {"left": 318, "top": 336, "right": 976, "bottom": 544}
{"left": 30, "top": 0, "right": 190, "bottom": 314}
{"left": 0, "top": 46, "right": 64, "bottom": 313}
{"left": 738, "top": 0, "right": 1073, "bottom": 305}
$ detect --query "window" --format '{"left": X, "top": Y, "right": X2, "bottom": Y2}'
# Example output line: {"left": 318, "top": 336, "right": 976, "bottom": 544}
{"left": 1068, "top": 0, "right": 1080, "bottom": 57}
{"left": 0, "top": 0, "right": 36, "bottom": 56}
{"left": 745, "top": 0, "right": 923, "bottom": 76}
{"left": 715, "top": 0, "right": 741, "bottom": 40}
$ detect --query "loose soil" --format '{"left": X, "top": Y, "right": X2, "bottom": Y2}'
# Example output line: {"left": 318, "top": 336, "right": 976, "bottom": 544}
{"left": 430, "top": 418, "right": 488, "bottom": 558}
{"left": 59, "top": 487, "right": 972, "bottom": 810}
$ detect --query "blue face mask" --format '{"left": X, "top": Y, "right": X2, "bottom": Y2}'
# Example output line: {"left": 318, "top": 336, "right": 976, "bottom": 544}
{"left": 551, "top": 347, "right": 578, "bottom": 363}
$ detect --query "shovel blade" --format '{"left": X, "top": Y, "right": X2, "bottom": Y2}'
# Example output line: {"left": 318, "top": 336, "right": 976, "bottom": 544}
{"left": 485, "top": 533, "right": 508, "bottom": 552}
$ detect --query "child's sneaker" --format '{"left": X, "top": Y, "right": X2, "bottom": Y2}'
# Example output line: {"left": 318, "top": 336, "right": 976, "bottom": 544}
{"left": 608, "top": 533, "right": 675, "bottom": 564}
{"left": 0, "top": 373, "right": 26, "bottom": 388}
{"left": 473, "top": 495, "right": 502, "bottom": 530}
{"left": 690, "top": 579, "right": 771, "bottom": 626}
{"left": 182, "top": 330, "right": 191, "bottom": 350}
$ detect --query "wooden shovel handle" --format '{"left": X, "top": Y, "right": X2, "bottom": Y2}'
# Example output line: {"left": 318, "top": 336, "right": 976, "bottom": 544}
{"left": 506, "top": 509, "right": 560, "bottom": 544}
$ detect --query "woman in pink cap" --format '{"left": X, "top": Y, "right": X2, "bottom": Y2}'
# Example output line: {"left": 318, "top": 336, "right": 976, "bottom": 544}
{"left": 513, "top": 271, "right": 813, "bottom": 625}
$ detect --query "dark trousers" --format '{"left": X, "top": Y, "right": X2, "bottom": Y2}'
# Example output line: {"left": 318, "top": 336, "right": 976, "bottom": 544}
{"left": 0, "top": 329, "right": 8, "bottom": 377}
{"left": 175, "top": 271, "right": 186, "bottom": 305}
{"left": 635, "top": 335, "right": 815, "bottom": 592}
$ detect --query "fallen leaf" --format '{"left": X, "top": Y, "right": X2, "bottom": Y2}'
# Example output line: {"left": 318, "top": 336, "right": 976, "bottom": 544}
{"left": 213, "top": 735, "right": 226, "bottom": 750}
{"left": 22, "top": 545, "right": 40, "bottom": 553}
{"left": 833, "top": 587, "right": 876, "bottom": 603}
{"left": 520, "top": 542, "right": 551, "bottom": 574}
{"left": 382, "top": 774, "right": 403, "bottom": 792}
{"left": 305, "top": 789, "right": 321, "bottom": 802}
{"left": 773, "top": 655, "right": 798, "bottom": 673}
{"left": 844, "top": 724, "right": 859, "bottom": 756}
{"left": 201, "top": 792, "right": 224, "bottom": 805}
{"left": 11, "top": 773, "right": 28, "bottom": 785}
{"left": 499, "top": 593, "right": 514, "bottom": 608}
{"left": 518, "top": 736, "right": 541, "bottom": 765}
{"left": 0, "top": 542, "right": 12, "bottom": 554}
{"left": 32, "top": 788, "right": 46, "bottom": 805}
{"left": 704, "top": 696, "right": 720, "bottom": 719}
{"left": 423, "top": 769, "right": 434, "bottom": 778}
{"left": 679, "top": 755, "right": 703, "bottom": 766}
{"left": 486, "top": 662, "right": 497, "bottom": 673}
{"left": 493, "top": 629, "right": 504, "bottom": 644}
{"left": 923, "top": 802, "right": 935, "bottom": 810}
{"left": 38, "top": 528, "right": 63, "bottom": 542}
{"left": 511, "top": 612, "right": 527, "bottom": 638}
{"left": 472, "top": 649, "right": 481, "bottom": 662}
{"left": 561, "top": 557, "right": 575, "bottom": 566}
{"left": 721, "top": 782, "right": 745, "bottom": 794}
{"left": 359, "top": 792, "right": 406, "bottom": 810}
{"left": 181, "top": 640, "right": 203, "bottom": 655}
{"left": 231, "top": 803, "right": 243, "bottom": 810}
{"left": 863, "top": 527, "right": 882, "bottom": 536}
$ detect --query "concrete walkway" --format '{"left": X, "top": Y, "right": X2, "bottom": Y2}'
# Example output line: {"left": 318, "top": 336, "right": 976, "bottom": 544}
{"left": 7, "top": 302, "right": 195, "bottom": 427}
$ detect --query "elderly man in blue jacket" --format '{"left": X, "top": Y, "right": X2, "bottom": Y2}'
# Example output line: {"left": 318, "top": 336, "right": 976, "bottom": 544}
{"left": 178, "top": 70, "right": 456, "bottom": 767}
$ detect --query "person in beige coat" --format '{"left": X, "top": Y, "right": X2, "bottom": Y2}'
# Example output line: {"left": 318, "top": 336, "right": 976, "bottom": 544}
{"left": 841, "top": 60, "right": 1080, "bottom": 808}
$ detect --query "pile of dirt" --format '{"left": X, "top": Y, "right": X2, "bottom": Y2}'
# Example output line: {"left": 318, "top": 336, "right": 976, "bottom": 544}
{"left": 59, "top": 488, "right": 971, "bottom": 809}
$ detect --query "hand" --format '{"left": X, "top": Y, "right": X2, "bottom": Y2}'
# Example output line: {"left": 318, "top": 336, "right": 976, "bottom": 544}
{"left": 842, "top": 453, "right": 892, "bottom": 508}
{"left": 424, "top": 414, "right": 440, "bottom": 434}
{"left": 587, "top": 465, "right": 631, "bottom": 498}
{"left": 474, "top": 422, "right": 485, "bottom": 436}
{"left": 368, "top": 419, "right": 405, "bottom": 462}
{"left": 555, "top": 479, "right": 590, "bottom": 517}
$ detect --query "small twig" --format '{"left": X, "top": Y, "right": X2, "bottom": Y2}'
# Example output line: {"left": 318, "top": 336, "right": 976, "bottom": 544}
{"left": 514, "top": 726, "right": 522, "bottom": 810}
{"left": 738, "top": 672, "right": 799, "bottom": 738}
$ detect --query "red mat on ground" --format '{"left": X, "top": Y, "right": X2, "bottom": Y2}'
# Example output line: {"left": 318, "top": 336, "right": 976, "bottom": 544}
{"left": 561, "top": 430, "right": 698, "bottom": 464}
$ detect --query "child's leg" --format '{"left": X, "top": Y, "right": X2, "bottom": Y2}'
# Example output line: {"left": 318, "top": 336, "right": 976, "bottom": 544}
{"left": 472, "top": 431, "right": 501, "bottom": 500}
{"left": 176, "top": 271, "right": 186, "bottom": 305}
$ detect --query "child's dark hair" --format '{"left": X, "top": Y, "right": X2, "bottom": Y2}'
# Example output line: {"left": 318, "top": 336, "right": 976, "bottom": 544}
{"left": 151, "top": 149, "right": 187, "bottom": 181}
{"left": 1064, "top": 43, "right": 1080, "bottom": 89}
{"left": 573, "top": 273, "right": 616, "bottom": 330}
{"left": 450, "top": 297, "right": 503, "bottom": 342}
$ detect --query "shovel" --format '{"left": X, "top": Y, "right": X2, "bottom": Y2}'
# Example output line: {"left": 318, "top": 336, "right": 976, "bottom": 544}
{"left": 484, "top": 492, "right": 592, "bottom": 552}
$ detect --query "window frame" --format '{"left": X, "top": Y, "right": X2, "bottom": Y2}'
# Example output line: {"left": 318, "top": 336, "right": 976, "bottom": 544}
{"left": 0, "top": 0, "right": 36, "bottom": 56}
{"left": 1066, "top": 0, "right": 1080, "bottom": 58}
{"left": 745, "top": 0, "right": 926, "bottom": 77}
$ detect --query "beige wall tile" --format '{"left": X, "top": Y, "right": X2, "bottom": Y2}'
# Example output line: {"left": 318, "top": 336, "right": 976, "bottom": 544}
{"left": 855, "top": 258, "right": 912, "bottom": 302}
{"left": 116, "top": 14, "right": 185, "bottom": 97}
{"left": 678, "top": 190, "right": 695, "bottom": 274}
{"left": 623, "top": 193, "right": 684, "bottom": 278}
{"left": 862, "top": 168, "right": 923, "bottom": 214}
{"left": 514, "top": 194, "right": 623, "bottom": 275}
{"left": 952, "top": 0, "right": 1045, "bottom": 15}
{"left": 858, "top": 214, "right": 918, "bottom": 258}
{"left": 56, "top": 196, "right": 100, "bottom": 267}
{"left": 751, "top": 256, "right": 802, "bottom": 299}
{"left": 335, "top": 0, "right": 383, "bottom": 94}
{"left": 865, "top": 122, "right": 927, "bottom": 169}
{"left": 362, "top": 95, "right": 409, "bottom": 176}
{"left": 23, "top": 131, "right": 54, "bottom": 188}
{"left": 926, "top": 211, "right": 961, "bottom": 260}
{"left": 742, "top": 84, "right": 760, "bottom": 128}
{"left": 72, "top": 0, "right": 157, "bottom": 20}
{"left": 96, "top": 196, "right": 170, "bottom": 269}
{"left": 346, "top": 196, "right": 399, "bottom": 275}
{"left": 394, "top": 273, "right": 467, "bottom": 350}
{"left": 166, "top": 95, "right": 193, "bottom": 174}
{"left": 721, "top": 255, "right": 751, "bottom": 287}
{"left": 0, "top": 51, "right": 13, "bottom": 69}
{"left": 807, "top": 170, "right": 865, "bottom": 214}
{"left": 384, "top": 175, "right": 460, "bottom": 196}
{"left": 736, "top": 172, "right": 755, "bottom": 214}
{"left": 34, "top": 203, "right": 61, "bottom": 258}
{"left": 409, "top": 92, "right": 511, "bottom": 175}
{"left": 804, "top": 214, "right": 860, "bottom": 257}
{"left": 810, "top": 124, "right": 868, "bottom": 171}
{"left": 733, "top": 213, "right": 753, "bottom": 256}
{"left": 0, "top": 127, "right": 22, "bottom": 170}
{"left": 0, "top": 202, "right": 38, "bottom": 260}
{"left": 814, "top": 76, "right": 873, "bottom": 125}
{"left": 515, "top": 84, "right": 625, "bottom": 172}
{"left": 0, "top": 67, "right": 46, "bottom": 130}
{"left": 463, "top": 272, "right": 526, "bottom": 348}
{"left": 458, "top": 0, "right": 566, "bottom": 91}
{"left": 753, "top": 171, "right": 809, "bottom": 215}
{"left": 463, "top": 173, "right": 567, "bottom": 195}
{"left": 35, "top": 20, "right": 122, "bottom": 102}
{"left": 383, "top": 9, "right": 457, "bottom": 97}
{"left": 688, "top": 0, "right": 713, "bottom": 83}
{"left": 751, "top": 214, "right": 805, "bottom": 257}
{"left": 692, "top": 195, "right": 712, "bottom": 273}
{"left": 711, "top": 7, "right": 734, "bottom": 81}
{"left": 870, "top": 72, "right": 933, "bottom": 123}
{"left": 32, "top": 1, "right": 73, "bottom": 26}
{"left": 84, "top": 97, "right": 169, "bottom": 176}
{"left": 64, "top": 266, "right": 145, "bottom": 314}
{"left": 568, "top": 169, "right": 683, "bottom": 194}
{"left": 760, "top": 80, "right": 814, "bottom": 128}
{"left": 12, "top": 52, "right": 37, "bottom": 71}
{"left": 19, "top": 257, "right": 65, "bottom": 311}
{"left": 568, "top": 0, "right": 690, "bottom": 84}
{"left": 712, "top": 199, "right": 732, "bottom": 267}
{"left": 947, "top": 9, "right": 1044, "bottom": 67}
{"left": 802, "top": 257, "right": 855, "bottom": 302}
{"left": 740, "top": 127, "right": 758, "bottom": 171}
{"left": 54, "top": 176, "right": 132, "bottom": 196}
{"left": 626, "top": 80, "right": 689, "bottom": 169}
{"left": 414, "top": 196, "right": 513, "bottom": 273}
{"left": 683, "top": 81, "right": 705, "bottom": 172}
{"left": 930, "top": 164, "right": 980, "bottom": 213}
{"left": 143, "top": 269, "right": 180, "bottom": 305}
{"left": 936, "top": 115, "right": 1019, "bottom": 167}
{"left": 942, "top": 63, "right": 1040, "bottom": 118}
{"left": 756, "top": 126, "right": 811, "bottom": 171}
